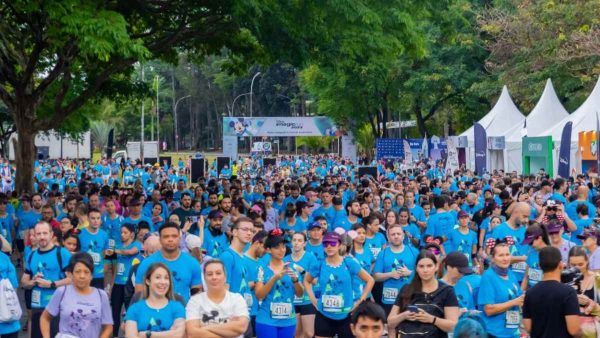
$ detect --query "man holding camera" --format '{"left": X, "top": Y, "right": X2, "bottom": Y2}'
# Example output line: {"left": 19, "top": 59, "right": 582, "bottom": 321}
{"left": 523, "top": 246, "right": 581, "bottom": 338}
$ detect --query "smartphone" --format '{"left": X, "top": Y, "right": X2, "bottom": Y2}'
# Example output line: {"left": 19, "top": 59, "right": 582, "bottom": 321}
{"left": 407, "top": 305, "right": 419, "bottom": 313}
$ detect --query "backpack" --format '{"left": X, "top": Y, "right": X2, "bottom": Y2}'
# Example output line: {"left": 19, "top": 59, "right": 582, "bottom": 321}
{"left": 0, "top": 277, "right": 22, "bottom": 322}
{"left": 397, "top": 284, "right": 451, "bottom": 337}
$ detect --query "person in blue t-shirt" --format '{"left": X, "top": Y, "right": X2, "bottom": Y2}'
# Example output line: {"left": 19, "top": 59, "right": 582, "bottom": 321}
{"left": 22, "top": 222, "right": 72, "bottom": 338}
{"left": 312, "top": 190, "right": 336, "bottom": 226}
{"left": 445, "top": 211, "right": 478, "bottom": 264}
{"left": 124, "top": 262, "right": 186, "bottom": 337}
{"left": 135, "top": 222, "right": 202, "bottom": 303}
{"left": 79, "top": 208, "right": 110, "bottom": 289}
{"left": 255, "top": 229, "right": 304, "bottom": 338}
{"left": 520, "top": 224, "right": 549, "bottom": 290}
{"left": 478, "top": 240, "right": 524, "bottom": 338}
{"left": 373, "top": 224, "right": 418, "bottom": 315}
{"left": 363, "top": 215, "right": 387, "bottom": 260}
{"left": 424, "top": 195, "right": 457, "bottom": 241}
{"left": 350, "top": 223, "right": 374, "bottom": 303}
{"left": 304, "top": 231, "right": 374, "bottom": 338}
{"left": 110, "top": 223, "right": 142, "bottom": 337}
{"left": 218, "top": 217, "right": 254, "bottom": 300}
{"left": 0, "top": 248, "right": 20, "bottom": 336}
{"left": 123, "top": 199, "right": 154, "bottom": 232}
{"left": 202, "top": 210, "right": 229, "bottom": 258}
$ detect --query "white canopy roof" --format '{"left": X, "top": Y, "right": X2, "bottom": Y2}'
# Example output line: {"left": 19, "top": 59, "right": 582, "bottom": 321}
{"left": 547, "top": 77, "right": 600, "bottom": 142}
{"left": 460, "top": 86, "right": 525, "bottom": 140}
{"left": 504, "top": 79, "right": 569, "bottom": 142}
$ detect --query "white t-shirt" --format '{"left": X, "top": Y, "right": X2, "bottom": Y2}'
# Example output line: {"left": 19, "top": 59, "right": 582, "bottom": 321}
{"left": 185, "top": 291, "right": 249, "bottom": 338}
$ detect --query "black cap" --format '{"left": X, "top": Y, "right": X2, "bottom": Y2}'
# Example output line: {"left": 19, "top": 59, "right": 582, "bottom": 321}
{"left": 445, "top": 252, "right": 473, "bottom": 274}
{"left": 208, "top": 210, "right": 224, "bottom": 219}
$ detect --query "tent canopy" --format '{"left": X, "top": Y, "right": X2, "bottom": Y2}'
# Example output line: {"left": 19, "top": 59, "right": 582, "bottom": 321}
{"left": 547, "top": 77, "right": 600, "bottom": 142}
{"left": 460, "top": 86, "right": 525, "bottom": 140}
{"left": 504, "top": 79, "right": 569, "bottom": 142}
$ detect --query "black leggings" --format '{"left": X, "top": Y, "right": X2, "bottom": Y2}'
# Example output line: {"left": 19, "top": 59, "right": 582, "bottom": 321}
{"left": 30, "top": 309, "right": 59, "bottom": 338}
{"left": 0, "top": 332, "right": 18, "bottom": 338}
{"left": 111, "top": 284, "right": 127, "bottom": 337}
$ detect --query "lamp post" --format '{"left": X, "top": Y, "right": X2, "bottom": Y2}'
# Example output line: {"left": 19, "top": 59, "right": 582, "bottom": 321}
{"left": 230, "top": 92, "right": 251, "bottom": 116}
{"left": 249, "top": 72, "right": 261, "bottom": 118}
{"left": 174, "top": 95, "right": 191, "bottom": 153}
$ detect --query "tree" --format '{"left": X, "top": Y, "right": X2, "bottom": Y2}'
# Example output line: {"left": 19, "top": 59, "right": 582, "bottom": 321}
{"left": 89, "top": 120, "right": 112, "bottom": 155}
{"left": 296, "top": 136, "right": 334, "bottom": 153}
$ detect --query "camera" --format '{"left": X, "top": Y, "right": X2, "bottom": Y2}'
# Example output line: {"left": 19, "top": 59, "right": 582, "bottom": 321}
{"left": 561, "top": 267, "right": 584, "bottom": 291}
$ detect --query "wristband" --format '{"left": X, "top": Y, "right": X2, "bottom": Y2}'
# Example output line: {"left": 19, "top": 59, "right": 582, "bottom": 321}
{"left": 432, "top": 317, "right": 437, "bottom": 325}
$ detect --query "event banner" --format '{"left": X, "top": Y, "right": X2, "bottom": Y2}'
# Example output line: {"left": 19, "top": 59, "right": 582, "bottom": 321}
{"left": 406, "top": 137, "right": 447, "bottom": 161}
{"left": 341, "top": 132, "right": 358, "bottom": 163}
{"left": 222, "top": 135, "right": 238, "bottom": 160}
{"left": 445, "top": 136, "right": 460, "bottom": 173}
{"left": 474, "top": 123, "right": 487, "bottom": 175}
{"left": 376, "top": 138, "right": 404, "bottom": 160}
{"left": 558, "top": 121, "right": 572, "bottom": 178}
{"left": 223, "top": 117, "right": 340, "bottom": 137}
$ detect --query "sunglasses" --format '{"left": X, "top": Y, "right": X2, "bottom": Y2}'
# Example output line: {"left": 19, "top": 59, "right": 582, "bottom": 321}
{"left": 427, "top": 248, "right": 441, "bottom": 255}
{"left": 323, "top": 241, "right": 339, "bottom": 248}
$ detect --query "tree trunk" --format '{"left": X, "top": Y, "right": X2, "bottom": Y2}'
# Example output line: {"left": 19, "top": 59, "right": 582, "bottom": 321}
{"left": 414, "top": 103, "right": 429, "bottom": 137}
{"left": 14, "top": 125, "right": 36, "bottom": 194}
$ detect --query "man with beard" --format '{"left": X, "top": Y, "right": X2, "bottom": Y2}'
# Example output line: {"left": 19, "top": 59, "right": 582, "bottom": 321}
{"left": 201, "top": 191, "right": 220, "bottom": 217}
{"left": 202, "top": 210, "right": 229, "bottom": 257}
{"left": 312, "top": 189, "right": 336, "bottom": 226}
{"left": 135, "top": 222, "right": 202, "bottom": 302}
{"left": 171, "top": 192, "right": 202, "bottom": 235}
{"left": 123, "top": 198, "right": 153, "bottom": 231}
{"left": 57, "top": 195, "right": 78, "bottom": 221}
{"left": 281, "top": 184, "right": 306, "bottom": 217}
{"left": 22, "top": 221, "right": 72, "bottom": 337}
{"left": 333, "top": 199, "right": 362, "bottom": 231}
{"left": 219, "top": 195, "right": 235, "bottom": 233}
{"left": 219, "top": 217, "right": 255, "bottom": 309}
{"left": 40, "top": 205, "right": 60, "bottom": 229}
{"left": 143, "top": 189, "right": 169, "bottom": 220}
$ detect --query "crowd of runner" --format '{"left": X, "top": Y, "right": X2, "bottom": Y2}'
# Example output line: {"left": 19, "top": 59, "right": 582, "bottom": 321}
{"left": 0, "top": 154, "right": 597, "bottom": 338}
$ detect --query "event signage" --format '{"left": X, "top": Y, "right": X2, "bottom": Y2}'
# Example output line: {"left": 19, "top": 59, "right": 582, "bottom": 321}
{"left": 341, "top": 133, "right": 358, "bottom": 163}
{"left": 457, "top": 136, "right": 468, "bottom": 148}
{"left": 376, "top": 138, "right": 404, "bottom": 160}
{"left": 474, "top": 123, "right": 487, "bottom": 175}
{"left": 223, "top": 117, "right": 340, "bottom": 137}
{"left": 522, "top": 137, "right": 549, "bottom": 157}
{"left": 487, "top": 136, "right": 505, "bottom": 150}
{"left": 222, "top": 135, "right": 238, "bottom": 159}
{"left": 251, "top": 142, "right": 272, "bottom": 152}
{"left": 445, "top": 136, "right": 460, "bottom": 172}
{"left": 557, "top": 122, "right": 572, "bottom": 178}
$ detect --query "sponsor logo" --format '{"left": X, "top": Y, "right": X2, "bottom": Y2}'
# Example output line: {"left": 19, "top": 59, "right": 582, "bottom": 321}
{"left": 528, "top": 143, "right": 542, "bottom": 152}
{"left": 559, "top": 157, "right": 568, "bottom": 165}
{"left": 276, "top": 120, "right": 303, "bottom": 129}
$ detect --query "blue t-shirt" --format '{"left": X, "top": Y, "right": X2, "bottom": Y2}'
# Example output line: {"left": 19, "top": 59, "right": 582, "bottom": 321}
{"left": 309, "top": 256, "right": 363, "bottom": 320}
{"left": 102, "top": 214, "right": 124, "bottom": 247}
{"left": 125, "top": 300, "right": 185, "bottom": 332}
{"left": 0, "top": 213, "right": 14, "bottom": 243}
{"left": 79, "top": 228, "right": 110, "bottom": 279}
{"left": 364, "top": 233, "right": 387, "bottom": 259}
{"left": 401, "top": 223, "right": 421, "bottom": 245}
{"left": 202, "top": 228, "right": 229, "bottom": 258}
{"left": 135, "top": 252, "right": 202, "bottom": 302}
{"left": 16, "top": 209, "right": 42, "bottom": 239}
{"left": 572, "top": 218, "right": 594, "bottom": 245}
{"left": 352, "top": 248, "right": 374, "bottom": 301}
{"left": 425, "top": 211, "right": 457, "bottom": 239}
{"left": 0, "top": 252, "right": 20, "bottom": 334}
{"left": 123, "top": 215, "right": 154, "bottom": 232}
{"left": 454, "top": 274, "right": 481, "bottom": 311}
{"left": 285, "top": 252, "right": 318, "bottom": 306}
{"left": 219, "top": 247, "right": 251, "bottom": 303}
{"left": 312, "top": 205, "right": 336, "bottom": 225}
{"left": 478, "top": 268, "right": 522, "bottom": 338}
{"left": 25, "top": 246, "right": 71, "bottom": 309}
{"left": 256, "top": 262, "right": 298, "bottom": 327}
{"left": 243, "top": 255, "right": 260, "bottom": 316}
{"left": 445, "top": 228, "right": 477, "bottom": 264}
{"left": 115, "top": 241, "right": 142, "bottom": 285}
{"left": 305, "top": 241, "right": 325, "bottom": 262}
{"left": 525, "top": 249, "right": 543, "bottom": 289}
{"left": 373, "top": 245, "right": 418, "bottom": 304}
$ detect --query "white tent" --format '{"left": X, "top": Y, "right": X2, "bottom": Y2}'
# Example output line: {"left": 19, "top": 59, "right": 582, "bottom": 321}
{"left": 460, "top": 86, "right": 525, "bottom": 171}
{"left": 502, "top": 79, "right": 569, "bottom": 173}
{"left": 545, "top": 77, "right": 600, "bottom": 175}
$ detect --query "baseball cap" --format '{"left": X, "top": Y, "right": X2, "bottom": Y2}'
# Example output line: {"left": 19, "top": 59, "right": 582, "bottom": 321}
{"left": 577, "top": 228, "right": 600, "bottom": 241}
{"left": 308, "top": 221, "right": 322, "bottom": 230}
{"left": 208, "top": 210, "right": 224, "bottom": 219}
{"left": 445, "top": 252, "right": 473, "bottom": 274}
{"left": 458, "top": 210, "right": 470, "bottom": 218}
{"left": 521, "top": 226, "right": 544, "bottom": 245}
{"left": 129, "top": 199, "right": 142, "bottom": 206}
{"left": 322, "top": 232, "right": 342, "bottom": 245}
{"left": 544, "top": 199, "right": 561, "bottom": 207}
{"left": 545, "top": 221, "right": 563, "bottom": 234}
{"left": 185, "top": 234, "right": 202, "bottom": 250}
{"left": 20, "top": 194, "right": 31, "bottom": 202}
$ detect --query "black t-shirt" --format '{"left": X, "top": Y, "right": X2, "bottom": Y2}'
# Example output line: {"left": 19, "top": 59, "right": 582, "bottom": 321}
{"left": 395, "top": 283, "right": 459, "bottom": 338}
{"left": 522, "top": 280, "right": 580, "bottom": 338}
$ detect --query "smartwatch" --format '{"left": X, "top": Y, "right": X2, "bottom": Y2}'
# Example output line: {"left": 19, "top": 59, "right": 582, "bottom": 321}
{"left": 50, "top": 281, "right": 56, "bottom": 289}
{"left": 146, "top": 331, "right": 152, "bottom": 338}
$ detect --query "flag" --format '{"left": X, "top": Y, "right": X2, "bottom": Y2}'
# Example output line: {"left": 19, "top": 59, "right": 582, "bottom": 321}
{"left": 474, "top": 123, "right": 487, "bottom": 176}
{"left": 421, "top": 133, "right": 429, "bottom": 160}
{"left": 557, "top": 121, "right": 572, "bottom": 178}
{"left": 403, "top": 140, "right": 413, "bottom": 163}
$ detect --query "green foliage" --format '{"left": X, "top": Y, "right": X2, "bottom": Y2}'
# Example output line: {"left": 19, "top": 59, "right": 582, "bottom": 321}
{"left": 89, "top": 120, "right": 113, "bottom": 153}
{"left": 354, "top": 124, "right": 376, "bottom": 156}
{"left": 296, "top": 136, "right": 334, "bottom": 153}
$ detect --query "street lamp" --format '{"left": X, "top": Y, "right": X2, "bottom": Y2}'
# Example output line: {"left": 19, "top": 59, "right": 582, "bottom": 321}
{"left": 174, "top": 95, "right": 192, "bottom": 153}
{"left": 249, "top": 72, "right": 261, "bottom": 118}
{"left": 230, "top": 92, "right": 251, "bottom": 116}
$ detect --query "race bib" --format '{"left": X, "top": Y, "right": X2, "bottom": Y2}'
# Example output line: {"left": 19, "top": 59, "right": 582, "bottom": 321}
{"left": 19, "top": 230, "right": 26, "bottom": 239}
{"left": 89, "top": 252, "right": 101, "bottom": 265}
{"left": 108, "top": 239, "right": 115, "bottom": 249}
{"left": 270, "top": 302, "right": 292, "bottom": 319}
{"left": 511, "top": 262, "right": 526, "bottom": 272}
{"left": 31, "top": 289, "right": 41, "bottom": 307}
{"left": 117, "top": 263, "right": 125, "bottom": 275}
{"left": 382, "top": 287, "right": 398, "bottom": 302}
{"left": 505, "top": 310, "right": 520, "bottom": 328}
{"left": 244, "top": 293, "right": 253, "bottom": 307}
{"left": 322, "top": 295, "right": 344, "bottom": 313}
{"left": 529, "top": 269, "right": 542, "bottom": 282}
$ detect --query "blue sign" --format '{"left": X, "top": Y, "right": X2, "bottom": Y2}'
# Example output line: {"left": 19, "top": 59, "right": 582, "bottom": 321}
{"left": 376, "top": 138, "right": 404, "bottom": 160}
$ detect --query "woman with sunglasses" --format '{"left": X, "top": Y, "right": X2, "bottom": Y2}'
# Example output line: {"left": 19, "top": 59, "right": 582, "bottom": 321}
{"left": 520, "top": 224, "right": 549, "bottom": 290}
{"left": 304, "top": 231, "right": 374, "bottom": 338}
{"left": 125, "top": 262, "right": 185, "bottom": 338}
{"left": 478, "top": 239, "right": 524, "bottom": 338}
{"left": 387, "top": 251, "right": 460, "bottom": 337}
{"left": 255, "top": 229, "right": 304, "bottom": 338}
